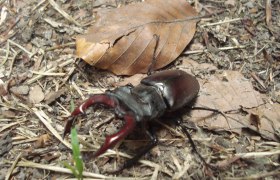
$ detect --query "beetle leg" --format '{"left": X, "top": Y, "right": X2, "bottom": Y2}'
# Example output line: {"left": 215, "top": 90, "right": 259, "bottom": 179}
{"left": 175, "top": 118, "right": 216, "bottom": 169}
{"left": 191, "top": 106, "right": 228, "bottom": 121}
{"left": 93, "top": 113, "right": 136, "bottom": 157}
{"left": 63, "top": 94, "right": 119, "bottom": 138}
{"left": 114, "top": 123, "right": 158, "bottom": 173}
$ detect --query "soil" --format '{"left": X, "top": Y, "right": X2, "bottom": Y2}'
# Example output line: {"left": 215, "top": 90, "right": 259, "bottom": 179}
{"left": 0, "top": 0, "right": 279, "bottom": 179}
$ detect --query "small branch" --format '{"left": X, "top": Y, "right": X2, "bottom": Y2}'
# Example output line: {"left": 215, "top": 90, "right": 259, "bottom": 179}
{"left": 236, "top": 150, "right": 280, "bottom": 158}
{"left": 7, "top": 51, "right": 19, "bottom": 77}
{"left": 32, "top": 108, "right": 72, "bottom": 149}
{"left": 30, "top": 70, "right": 66, "bottom": 76}
{"left": 71, "top": 81, "right": 86, "bottom": 100}
{"left": 5, "top": 153, "right": 22, "bottom": 180}
{"left": 27, "top": 58, "right": 74, "bottom": 84}
{"left": 16, "top": 160, "right": 107, "bottom": 179}
{"left": 225, "top": 168, "right": 280, "bottom": 180}
{"left": 44, "top": 42, "right": 76, "bottom": 51}
{"left": 32, "top": 0, "right": 47, "bottom": 12}
{"left": 201, "top": 18, "right": 242, "bottom": 27}
{"left": 8, "top": 39, "right": 33, "bottom": 57}
{"left": 0, "top": 120, "right": 27, "bottom": 133}
{"left": 183, "top": 45, "right": 247, "bottom": 55}
{"left": 79, "top": 140, "right": 172, "bottom": 176}
{"left": 48, "top": 0, "right": 81, "bottom": 26}
{"left": 27, "top": 66, "right": 57, "bottom": 84}
{"left": 1, "top": 41, "right": 10, "bottom": 65}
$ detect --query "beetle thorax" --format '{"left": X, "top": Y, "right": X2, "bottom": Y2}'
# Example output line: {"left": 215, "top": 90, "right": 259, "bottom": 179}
{"left": 108, "top": 84, "right": 167, "bottom": 122}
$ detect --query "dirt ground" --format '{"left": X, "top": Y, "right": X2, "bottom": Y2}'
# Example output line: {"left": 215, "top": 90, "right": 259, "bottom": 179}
{"left": 0, "top": 0, "right": 279, "bottom": 179}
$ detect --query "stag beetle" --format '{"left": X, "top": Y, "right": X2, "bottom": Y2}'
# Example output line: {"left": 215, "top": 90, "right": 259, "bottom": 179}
{"left": 63, "top": 69, "right": 201, "bottom": 171}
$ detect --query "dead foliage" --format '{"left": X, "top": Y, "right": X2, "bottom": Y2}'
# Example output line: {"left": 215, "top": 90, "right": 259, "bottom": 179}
{"left": 0, "top": 0, "right": 280, "bottom": 179}
{"left": 182, "top": 60, "right": 280, "bottom": 141}
{"left": 76, "top": 0, "right": 198, "bottom": 75}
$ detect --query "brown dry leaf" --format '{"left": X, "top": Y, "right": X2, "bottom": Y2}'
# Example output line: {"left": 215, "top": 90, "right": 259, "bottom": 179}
{"left": 44, "top": 88, "right": 67, "bottom": 104}
{"left": 249, "top": 113, "right": 261, "bottom": 130}
{"left": 181, "top": 60, "right": 280, "bottom": 141}
{"left": 34, "top": 134, "right": 51, "bottom": 148}
{"left": 115, "top": 73, "right": 146, "bottom": 87}
{"left": 77, "top": 0, "right": 198, "bottom": 75}
{"left": 28, "top": 85, "right": 45, "bottom": 104}
{"left": 0, "top": 83, "right": 7, "bottom": 96}
{"left": 244, "top": 104, "right": 280, "bottom": 140}
{"left": 193, "top": 72, "right": 280, "bottom": 141}
{"left": 1, "top": 110, "right": 16, "bottom": 118}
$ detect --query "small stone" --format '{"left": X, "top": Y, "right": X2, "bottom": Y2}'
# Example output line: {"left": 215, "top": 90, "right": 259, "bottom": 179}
{"left": 10, "top": 85, "right": 30, "bottom": 95}
{"left": 29, "top": 85, "right": 45, "bottom": 104}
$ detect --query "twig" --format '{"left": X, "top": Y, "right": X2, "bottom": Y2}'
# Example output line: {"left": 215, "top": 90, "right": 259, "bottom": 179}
{"left": 0, "top": 120, "right": 27, "bottom": 133}
{"left": 0, "top": 17, "right": 21, "bottom": 45}
{"left": 201, "top": 18, "right": 242, "bottom": 27}
{"left": 151, "top": 165, "right": 160, "bottom": 180}
{"left": 78, "top": 140, "right": 172, "bottom": 176}
{"left": 30, "top": 70, "right": 66, "bottom": 76}
{"left": 45, "top": 42, "right": 76, "bottom": 51}
{"left": 183, "top": 45, "right": 247, "bottom": 55}
{"left": 26, "top": 58, "right": 74, "bottom": 84}
{"left": 236, "top": 150, "right": 280, "bottom": 158}
{"left": 94, "top": 115, "right": 114, "bottom": 129}
{"left": 7, "top": 51, "right": 19, "bottom": 77}
{"left": 104, "top": 150, "right": 172, "bottom": 176}
{"left": 172, "top": 153, "right": 192, "bottom": 179}
{"left": 0, "top": 33, "right": 17, "bottom": 46}
{"left": 48, "top": 0, "right": 81, "bottom": 26}
{"left": 71, "top": 81, "right": 86, "bottom": 100}
{"left": 16, "top": 160, "right": 107, "bottom": 179}
{"left": 246, "top": 44, "right": 268, "bottom": 60}
{"left": 32, "top": 0, "right": 47, "bottom": 11}
{"left": 225, "top": 168, "right": 280, "bottom": 180}
{"left": 32, "top": 108, "right": 72, "bottom": 149}
{"left": 1, "top": 41, "right": 10, "bottom": 65}
{"left": 5, "top": 152, "right": 22, "bottom": 180}
{"left": 27, "top": 66, "right": 56, "bottom": 84}
{"left": 12, "top": 137, "right": 40, "bottom": 145}
{"left": 8, "top": 39, "right": 33, "bottom": 57}
{"left": 56, "top": 101, "right": 71, "bottom": 116}
{"left": 251, "top": 72, "right": 267, "bottom": 90}
{"left": 60, "top": 179, "right": 145, "bottom": 180}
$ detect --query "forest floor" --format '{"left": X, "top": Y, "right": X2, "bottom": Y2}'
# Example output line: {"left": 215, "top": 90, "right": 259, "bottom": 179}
{"left": 0, "top": 0, "right": 279, "bottom": 179}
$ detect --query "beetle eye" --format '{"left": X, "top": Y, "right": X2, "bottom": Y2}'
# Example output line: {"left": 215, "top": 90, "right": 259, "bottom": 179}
{"left": 156, "top": 82, "right": 165, "bottom": 92}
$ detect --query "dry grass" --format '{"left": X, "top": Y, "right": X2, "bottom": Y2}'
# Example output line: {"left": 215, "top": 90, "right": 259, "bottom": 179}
{"left": 0, "top": 0, "right": 279, "bottom": 179}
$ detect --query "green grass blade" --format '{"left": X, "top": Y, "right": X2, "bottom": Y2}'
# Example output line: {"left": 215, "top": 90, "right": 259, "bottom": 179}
{"left": 64, "top": 162, "right": 79, "bottom": 178}
{"left": 71, "top": 128, "right": 84, "bottom": 179}
{"left": 70, "top": 98, "right": 75, "bottom": 112}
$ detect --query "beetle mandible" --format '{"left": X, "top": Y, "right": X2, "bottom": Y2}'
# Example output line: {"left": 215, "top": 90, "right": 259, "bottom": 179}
{"left": 63, "top": 69, "right": 200, "bottom": 171}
